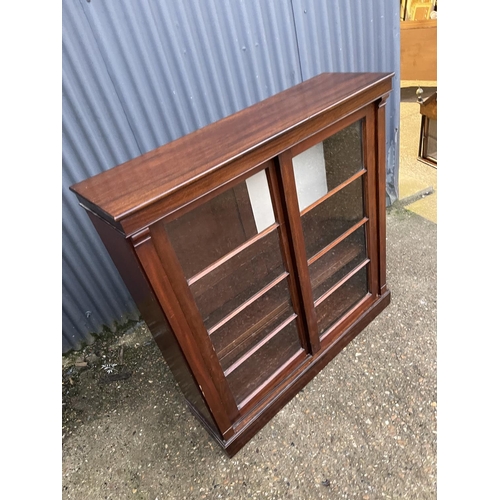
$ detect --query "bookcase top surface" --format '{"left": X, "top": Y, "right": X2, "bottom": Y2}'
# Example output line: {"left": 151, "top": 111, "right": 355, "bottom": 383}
{"left": 70, "top": 72, "right": 393, "bottom": 224}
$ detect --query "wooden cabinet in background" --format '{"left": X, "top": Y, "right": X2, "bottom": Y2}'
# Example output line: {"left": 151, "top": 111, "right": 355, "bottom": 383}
{"left": 400, "top": 19, "right": 437, "bottom": 81}
{"left": 70, "top": 72, "right": 393, "bottom": 457}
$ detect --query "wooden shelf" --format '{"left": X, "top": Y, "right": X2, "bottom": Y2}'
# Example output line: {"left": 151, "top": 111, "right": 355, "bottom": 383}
{"left": 190, "top": 227, "right": 284, "bottom": 331}
{"left": 222, "top": 314, "right": 297, "bottom": 375}
{"left": 301, "top": 176, "right": 364, "bottom": 259}
{"left": 214, "top": 222, "right": 368, "bottom": 379}
{"left": 209, "top": 220, "right": 368, "bottom": 370}
{"left": 317, "top": 266, "right": 369, "bottom": 337}
{"left": 226, "top": 318, "right": 304, "bottom": 406}
{"left": 210, "top": 276, "right": 293, "bottom": 364}
{"left": 309, "top": 223, "right": 367, "bottom": 301}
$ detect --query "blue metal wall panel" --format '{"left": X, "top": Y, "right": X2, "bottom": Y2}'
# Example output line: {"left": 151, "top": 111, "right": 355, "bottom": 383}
{"left": 62, "top": 0, "right": 303, "bottom": 351}
{"left": 291, "top": 0, "right": 400, "bottom": 203}
{"left": 79, "top": 0, "right": 302, "bottom": 152}
{"left": 62, "top": 0, "right": 400, "bottom": 352}
{"left": 62, "top": 0, "right": 143, "bottom": 351}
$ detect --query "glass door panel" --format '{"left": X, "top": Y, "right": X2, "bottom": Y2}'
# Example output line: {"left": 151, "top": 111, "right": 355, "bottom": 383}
{"left": 162, "top": 167, "right": 305, "bottom": 406}
{"left": 300, "top": 176, "right": 365, "bottom": 259}
{"left": 291, "top": 118, "right": 372, "bottom": 338}
{"left": 292, "top": 120, "right": 364, "bottom": 212}
{"left": 225, "top": 317, "right": 303, "bottom": 406}
{"left": 165, "top": 171, "right": 276, "bottom": 279}
{"left": 309, "top": 225, "right": 367, "bottom": 302}
{"left": 210, "top": 276, "right": 294, "bottom": 366}
{"left": 316, "top": 267, "right": 369, "bottom": 336}
{"left": 188, "top": 227, "right": 285, "bottom": 331}
{"left": 427, "top": 118, "right": 437, "bottom": 161}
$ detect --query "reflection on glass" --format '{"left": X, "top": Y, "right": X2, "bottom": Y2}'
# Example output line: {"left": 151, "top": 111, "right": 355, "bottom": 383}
{"left": 216, "top": 304, "right": 295, "bottom": 373}
{"left": 316, "top": 267, "right": 369, "bottom": 336}
{"left": 427, "top": 119, "right": 437, "bottom": 160}
{"left": 301, "top": 177, "right": 364, "bottom": 259}
{"left": 292, "top": 120, "right": 363, "bottom": 211}
{"left": 165, "top": 169, "right": 275, "bottom": 279}
{"left": 245, "top": 169, "right": 276, "bottom": 232}
{"left": 164, "top": 166, "right": 305, "bottom": 404}
{"left": 190, "top": 229, "right": 285, "bottom": 330}
{"left": 225, "top": 318, "right": 302, "bottom": 406}
{"left": 309, "top": 225, "right": 367, "bottom": 301}
{"left": 209, "top": 277, "right": 292, "bottom": 362}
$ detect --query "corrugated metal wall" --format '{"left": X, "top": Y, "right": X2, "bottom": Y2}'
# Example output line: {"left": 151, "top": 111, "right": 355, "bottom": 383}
{"left": 291, "top": 0, "right": 400, "bottom": 203}
{"left": 62, "top": 0, "right": 400, "bottom": 352}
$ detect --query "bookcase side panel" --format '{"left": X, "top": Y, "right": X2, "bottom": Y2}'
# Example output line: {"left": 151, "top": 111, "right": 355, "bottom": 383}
{"left": 87, "top": 211, "right": 220, "bottom": 437}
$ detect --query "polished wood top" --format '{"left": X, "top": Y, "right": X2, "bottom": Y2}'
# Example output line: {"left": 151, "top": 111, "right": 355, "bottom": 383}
{"left": 70, "top": 72, "right": 393, "bottom": 225}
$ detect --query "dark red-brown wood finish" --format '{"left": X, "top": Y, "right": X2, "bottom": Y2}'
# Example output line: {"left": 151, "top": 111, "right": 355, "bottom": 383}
{"left": 71, "top": 72, "right": 393, "bottom": 457}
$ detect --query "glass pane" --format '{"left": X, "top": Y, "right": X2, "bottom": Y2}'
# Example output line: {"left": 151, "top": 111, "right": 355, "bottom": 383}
{"left": 189, "top": 228, "right": 285, "bottom": 330}
{"left": 309, "top": 225, "right": 367, "bottom": 302}
{"left": 292, "top": 120, "right": 363, "bottom": 211}
{"left": 427, "top": 119, "right": 437, "bottom": 160}
{"left": 218, "top": 309, "right": 295, "bottom": 372}
{"left": 301, "top": 177, "right": 364, "bottom": 259}
{"left": 316, "top": 266, "right": 369, "bottom": 336}
{"left": 428, "top": 118, "right": 437, "bottom": 140}
{"left": 210, "top": 278, "right": 293, "bottom": 363}
{"left": 165, "top": 169, "right": 275, "bottom": 279}
{"left": 225, "top": 319, "right": 303, "bottom": 406}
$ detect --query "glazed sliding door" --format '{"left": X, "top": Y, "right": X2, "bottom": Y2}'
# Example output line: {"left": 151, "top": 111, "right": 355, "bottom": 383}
{"left": 153, "top": 162, "right": 308, "bottom": 413}
{"left": 283, "top": 107, "right": 379, "bottom": 343}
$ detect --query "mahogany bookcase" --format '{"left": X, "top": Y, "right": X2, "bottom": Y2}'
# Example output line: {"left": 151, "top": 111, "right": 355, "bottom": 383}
{"left": 70, "top": 72, "right": 393, "bottom": 457}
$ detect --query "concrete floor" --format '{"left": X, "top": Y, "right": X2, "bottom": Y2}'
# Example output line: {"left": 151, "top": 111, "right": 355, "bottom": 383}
{"left": 62, "top": 86, "right": 437, "bottom": 499}
{"left": 62, "top": 207, "right": 436, "bottom": 499}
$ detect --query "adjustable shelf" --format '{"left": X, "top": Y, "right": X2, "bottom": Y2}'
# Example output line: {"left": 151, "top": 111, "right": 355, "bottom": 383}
{"left": 70, "top": 72, "right": 393, "bottom": 457}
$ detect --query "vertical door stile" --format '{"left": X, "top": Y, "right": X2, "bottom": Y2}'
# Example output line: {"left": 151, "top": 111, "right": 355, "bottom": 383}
{"left": 376, "top": 93, "right": 390, "bottom": 296}
{"left": 266, "top": 163, "right": 312, "bottom": 355}
{"left": 276, "top": 150, "right": 321, "bottom": 354}
{"left": 147, "top": 223, "right": 241, "bottom": 426}
{"left": 363, "top": 105, "right": 381, "bottom": 296}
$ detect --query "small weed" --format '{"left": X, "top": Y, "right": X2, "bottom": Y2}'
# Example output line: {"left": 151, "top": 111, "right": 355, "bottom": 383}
{"left": 102, "top": 363, "right": 117, "bottom": 374}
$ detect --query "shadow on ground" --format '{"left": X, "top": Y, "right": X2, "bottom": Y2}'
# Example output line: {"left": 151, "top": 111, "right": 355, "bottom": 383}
{"left": 62, "top": 207, "right": 436, "bottom": 500}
